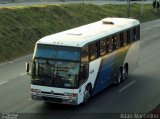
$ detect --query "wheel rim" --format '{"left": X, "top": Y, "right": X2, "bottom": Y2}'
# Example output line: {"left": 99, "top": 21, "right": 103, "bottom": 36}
{"left": 123, "top": 67, "right": 128, "bottom": 80}
{"left": 84, "top": 87, "right": 91, "bottom": 103}
{"left": 117, "top": 71, "right": 121, "bottom": 83}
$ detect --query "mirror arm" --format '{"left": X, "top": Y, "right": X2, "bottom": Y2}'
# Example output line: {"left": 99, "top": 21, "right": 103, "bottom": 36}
{"left": 26, "top": 62, "right": 32, "bottom": 76}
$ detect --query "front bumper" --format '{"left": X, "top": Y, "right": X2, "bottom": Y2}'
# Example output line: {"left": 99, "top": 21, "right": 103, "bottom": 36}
{"left": 31, "top": 92, "right": 78, "bottom": 105}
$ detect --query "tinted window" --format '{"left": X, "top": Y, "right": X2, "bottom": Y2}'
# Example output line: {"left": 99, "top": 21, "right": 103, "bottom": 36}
{"left": 116, "top": 34, "right": 120, "bottom": 49}
{"left": 89, "top": 42, "right": 100, "bottom": 61}
{"left": 136, "top": 26, "right": 140, "bottom": 39}
{"left": 120, "top": 32, "right": 124, "bottom": 47}
{"left": 127, "top": 30, "right": 130, "bottom": 44}
{"left": 108, "top": 37, "right": 113, "bottom": 52}
{"left": 81, "top": 46, "right": 89, "bottom": 62}
{"left": 100, "top": 39, "right": 106, "bottom": 56}
{"left": 112, "top": 35, "right": 117, "bottom": 50}
{"left": 34, "top": 44, "right": 80, "bottom": 61}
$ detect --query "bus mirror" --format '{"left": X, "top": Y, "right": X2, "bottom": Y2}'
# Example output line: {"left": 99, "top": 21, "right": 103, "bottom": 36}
{"left": 26, "top": 62, "right": 30, "bottom": 74}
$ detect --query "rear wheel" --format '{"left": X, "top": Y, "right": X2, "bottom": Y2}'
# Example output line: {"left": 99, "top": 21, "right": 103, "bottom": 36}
{"left": 122, "top": 66, "right": 128, "bottom": 80}
{"left": 115, "top": 69, "right": 122, "bottom": 85}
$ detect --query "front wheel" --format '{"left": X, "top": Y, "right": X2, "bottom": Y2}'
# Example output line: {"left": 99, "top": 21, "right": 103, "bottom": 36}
{"left": 83, "top": 85, "right": 92, "bottom": 104}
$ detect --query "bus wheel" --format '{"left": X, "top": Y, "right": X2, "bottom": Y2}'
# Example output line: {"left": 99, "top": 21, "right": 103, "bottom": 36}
{"left": 115, "top": 70, "right": 122, "bottom": 85}
{"left": 123, "top": 66, "right": 128, "bottom": 80}
{"left": 83, "top": 85, "right": 92, "bottom": 104}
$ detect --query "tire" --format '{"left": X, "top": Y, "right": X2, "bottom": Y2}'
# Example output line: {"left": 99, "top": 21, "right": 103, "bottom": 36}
{"left": 83, "top": 85, "right": 92, "bottom": 104}
{"left": 115, "top": 69, "right": 122, "bottom": 85}
{"left": 122, "top": 66, "right": 128, "bottom": 80}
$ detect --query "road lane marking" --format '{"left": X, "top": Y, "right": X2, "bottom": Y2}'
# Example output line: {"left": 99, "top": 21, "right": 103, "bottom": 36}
{"left": 0, "top": 62, "right": 8, "bottom": 66}
{"left": 145, "top": 24, "right": 160, "bottom": 30}
{"left": 0, "top": 61, "right": 13, "bottom": 66}
{"left": 118, "top": 80, "right": 136, "bottom": 93}
{"left": 1, "top": 73, "right": 27, "bottom": 81}
{"left": 28, "top": 98, "right": 32, "bottom": 101}
{"left": 0, "top": 81, "right": 8, "bottom": 85}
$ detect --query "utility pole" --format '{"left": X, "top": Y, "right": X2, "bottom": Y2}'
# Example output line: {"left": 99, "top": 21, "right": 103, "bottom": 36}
{"left": 83, "top": 0, "right": 84, "bottom": 5}
{"left": 126, "top": 0, "right": 131, "bottom": 18}
{"left": 141, "top": 0, "right": 144, "bottom": 16}
{"left": 155, "top": 0, "right": 157, "bottom": 13}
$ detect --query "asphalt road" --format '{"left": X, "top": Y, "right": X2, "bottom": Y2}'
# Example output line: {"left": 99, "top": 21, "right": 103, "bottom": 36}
{"left": 0, "top": 19, "right": 160, "bottom": 119}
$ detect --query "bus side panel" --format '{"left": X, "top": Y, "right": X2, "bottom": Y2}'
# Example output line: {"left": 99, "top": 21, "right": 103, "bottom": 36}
{"left": 92, "top": 45, "right": 131, "bottom": 95}
{"left": 123, "top": 41, "right": 140, "bottom": 73}
{"left": 77, "top": 59, "right": 101, "bottom": 104}
{"left": 111, "top": 45, "right": 131, "bottom": 81}
{"left": 91, "top": 53, "right": 115, "bottom": 95}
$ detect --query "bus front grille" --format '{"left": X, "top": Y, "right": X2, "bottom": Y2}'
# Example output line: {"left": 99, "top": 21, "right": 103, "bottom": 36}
{"left": 43, "top": 97, "right": 62, "bottom": 103}
{"left": 41, "top": 91, "right": 64, "bottom": 96}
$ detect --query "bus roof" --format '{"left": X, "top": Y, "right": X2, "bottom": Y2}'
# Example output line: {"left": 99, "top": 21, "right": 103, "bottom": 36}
{"left": 37, "top": 17, "right": 140, "bottom": 47}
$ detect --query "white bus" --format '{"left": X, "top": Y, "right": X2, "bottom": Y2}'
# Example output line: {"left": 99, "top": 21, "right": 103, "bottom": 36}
{"left": 26, "top": 17, "right": 140, "bottom": 105}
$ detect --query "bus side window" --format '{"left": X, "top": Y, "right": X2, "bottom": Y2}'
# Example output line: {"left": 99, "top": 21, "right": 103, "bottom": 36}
{"left": 112, "top": 35, "right": 117, "bottom": 50}
{"left": 95, "top": 41, "right": 100, "bottom": 57}
{"left": 124, "top": 31, "right": 127, "bottom": 45}
{"left": 108, "top": 37, "right": 113, "bottom": 52}
{"left": 89, "top": 41, "right": 100, "bottom": 61}
{"left": 100, "top": 39, "right": 106, "bottom": 56}
{"left": 133, "top": 27, "right": 137, "bottom": 41}
{"left": 129, "top": 28, "right": 134, "bottom": 42}
{"left": 127, "top": 29, "right": 130, "bottom": 44}
{"left": 136, "top": 25, "right": 140, "bottom": 39}
{"left": 120, "top": 32, "right": 124, "bottom": 47}
{"left": 80, "top": 46, "right": 89, "bottom": 85}
{"left": 106, "top": 37, "right": 110, "bottom": 53}
{"left": 116, "top": 34, "right": 120, "bottom": 49}
{"left": 89, "top": 44, "right": 96, "bottom": 61}
{"left": 79, "top": 63, "right": 89, "bottom": 86}
{"left": 81, "top": 46, "right": 89, "bottom": 62}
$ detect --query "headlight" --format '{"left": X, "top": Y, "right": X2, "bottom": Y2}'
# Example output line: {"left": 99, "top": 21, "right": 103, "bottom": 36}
{"left": 64, "top": 92, "right": 77, "bottom": 97}
{"left": 31, "top": 89, "right": 41, "bottom": 93}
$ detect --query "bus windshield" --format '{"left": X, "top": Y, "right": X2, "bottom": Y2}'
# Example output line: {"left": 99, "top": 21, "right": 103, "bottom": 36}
{"left": 32, "top": 44, "right": 81, "bottom": 88}
{"left": 34, "top": 44, "right": 80, "bottom": 61}
{"left": 31, "top": 59, "right": 80, "bottom": 88}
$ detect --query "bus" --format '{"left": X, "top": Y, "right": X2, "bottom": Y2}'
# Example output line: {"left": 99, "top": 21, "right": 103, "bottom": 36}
{"left": 26, "top": 17, "right": 140, "bottom": 105}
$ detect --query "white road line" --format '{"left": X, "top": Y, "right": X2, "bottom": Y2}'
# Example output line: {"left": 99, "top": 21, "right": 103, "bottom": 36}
{"left": 28, "top": 98, "right": 31, "bottom": 101}
{"left": 0, "top": 62, "right": 8, "bottom": 66}
{"left": 118, "top": 80, "right": 136, "bottom": 93}
{"left": 0, "top": 61, "right": 13, "bottom": 66}
{"left": 0, "top": 81, "right": 8, "bottom": 85}
{"left": 145, "top": 25, "right": 160, "bottom": 30}
{"left": 20, "top": 73, "right": 27, "bottom": 76}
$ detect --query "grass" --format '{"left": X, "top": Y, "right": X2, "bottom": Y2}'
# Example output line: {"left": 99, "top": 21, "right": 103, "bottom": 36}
{"left": 0, "top": 3, "right": 160, "bottom": 62}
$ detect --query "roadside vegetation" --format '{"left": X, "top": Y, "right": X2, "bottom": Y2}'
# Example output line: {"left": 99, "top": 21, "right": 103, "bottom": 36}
{"left": 0, "top": 0, "right": 64, "bottom": 4}
{"left": 0, "top": 3, "right": 160, "bottom": 62}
